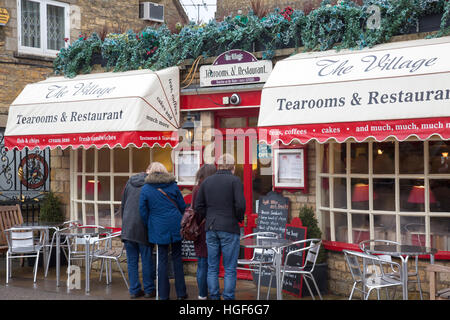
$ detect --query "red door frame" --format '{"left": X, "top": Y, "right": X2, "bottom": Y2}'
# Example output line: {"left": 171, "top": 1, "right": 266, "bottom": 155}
{"left": 214, "top": 108, "right": 260, "bottom": 280}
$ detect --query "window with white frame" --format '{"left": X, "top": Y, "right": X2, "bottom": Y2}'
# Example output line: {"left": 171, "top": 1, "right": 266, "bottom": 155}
{"left": 70, "top": 146, "right": 173, "bottom": 228}
{"left": 316, "top": 138, "right": 450, "bottom": 252}
{"left": 17, "top": 0, "right": 69, "bottom": 56}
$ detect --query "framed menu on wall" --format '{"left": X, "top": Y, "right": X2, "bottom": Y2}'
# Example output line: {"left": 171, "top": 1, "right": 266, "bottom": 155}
{"left": 273, "top": 147, "right": 307, "bottom": 190}
{"left": 174, "top": 149, "right": 201, "bottom": 186}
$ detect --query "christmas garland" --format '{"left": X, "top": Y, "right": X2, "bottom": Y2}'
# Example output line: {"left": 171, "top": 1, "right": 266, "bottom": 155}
{"left": 54, "top": 0, "right": 450, "bottom": 78}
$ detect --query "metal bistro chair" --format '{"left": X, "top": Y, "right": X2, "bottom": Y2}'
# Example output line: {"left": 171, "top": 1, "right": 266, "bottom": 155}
{"left": 237, "top": 232, "right": 279, "bottom": 300}
{"left": 267, "top": 238, "right": 323, "bottom": 300}
{"left": 343, "top": 250, "right": 404, "bottom": 300}
{"left": 89, "top": 231, "right": 128, "bottom": 289}
{"left": 359, "top": 239, "right": 423, "bottom": 300}
{"left": 5, "top": 227, "right": 46, "bottom": 283}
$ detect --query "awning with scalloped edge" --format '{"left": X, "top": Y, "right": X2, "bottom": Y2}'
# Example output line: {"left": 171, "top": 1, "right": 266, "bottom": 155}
{"left": 4, "top": 67, "right": 180, "bottom": 150}
{"left": 258, "top": 36, "right": 450, "bottom": 144}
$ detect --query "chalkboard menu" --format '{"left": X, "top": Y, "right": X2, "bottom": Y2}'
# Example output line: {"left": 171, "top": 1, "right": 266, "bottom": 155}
{"left": 253, "top": 192, "right": 290, "bottom": 287}
{"left": 181, "top": 240, "right": 197, "bottom": 260}
{"left": 282, "top": 218, "right": 307, "bottom": 297}
{"left": 256, "top": 191, "right": 289, "bottom": 236}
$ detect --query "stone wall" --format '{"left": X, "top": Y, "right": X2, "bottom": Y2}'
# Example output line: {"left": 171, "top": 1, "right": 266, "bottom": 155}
{"left": 327, "top": 250, "right": 450, "bottom": 299}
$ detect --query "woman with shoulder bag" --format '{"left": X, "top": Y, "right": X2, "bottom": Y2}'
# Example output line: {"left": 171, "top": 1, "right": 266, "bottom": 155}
{"left": 191, "top": 164, "right": 217, "bottom": 300}
{"left": 139, "top": 162, "right": 187, "bottom": 300}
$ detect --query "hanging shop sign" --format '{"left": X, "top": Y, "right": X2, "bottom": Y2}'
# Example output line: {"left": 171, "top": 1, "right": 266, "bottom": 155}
{"left": 0, "top": 8, "right": 9, "bottom": 26}
{"left": 200, "top": 49, "right": 272, "bottom": 87}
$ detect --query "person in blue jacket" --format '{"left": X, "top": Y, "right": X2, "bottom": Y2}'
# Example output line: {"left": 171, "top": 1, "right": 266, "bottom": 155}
{"left": 139, "top": 162, "right": 187, "bottom": 300}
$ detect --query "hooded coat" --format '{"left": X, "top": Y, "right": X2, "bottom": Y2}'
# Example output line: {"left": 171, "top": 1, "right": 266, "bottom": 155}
{"left": 139, "top": 172, "right": 186, "bottom": 245}
{"left": 120, "top": 172, "right": 149, "bottom": 246}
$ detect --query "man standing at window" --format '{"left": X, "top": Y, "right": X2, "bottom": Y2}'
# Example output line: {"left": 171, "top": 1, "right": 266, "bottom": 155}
{"left": 121, "top": 165, "right": 156, "bottom": 299}
{"left": 194, "top": 154, "right": 246, "bottom": 300}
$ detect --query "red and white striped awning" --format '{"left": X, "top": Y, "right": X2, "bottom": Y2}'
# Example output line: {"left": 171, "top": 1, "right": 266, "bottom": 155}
{"left": 258, "top": 36, "right": 450, "bottom": 144}
{"left": 5, "top": 67, "right": 180, "bottom": 150}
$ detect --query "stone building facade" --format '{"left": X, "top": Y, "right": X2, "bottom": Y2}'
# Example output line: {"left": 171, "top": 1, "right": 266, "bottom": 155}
{"left": 0, "top": 0, "right": 188, "bottom": 217}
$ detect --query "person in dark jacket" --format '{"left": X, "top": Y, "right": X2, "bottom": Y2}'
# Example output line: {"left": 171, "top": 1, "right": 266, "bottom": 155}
{"left": 191, "top": 164, "right": 217, "bottom": 300}
{"left": 139, "top": 162, "right": 187, "bottom": 300}
{"left": 194, "top": 154, "right": 246, "bottom": 300}
{"left": 121, "top": 167, "right": 155, "bottom": 299}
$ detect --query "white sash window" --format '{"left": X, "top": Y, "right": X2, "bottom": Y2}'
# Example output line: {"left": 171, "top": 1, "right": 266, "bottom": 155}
{"left": 18, "top": 0, "right": 69, "bottom": 57}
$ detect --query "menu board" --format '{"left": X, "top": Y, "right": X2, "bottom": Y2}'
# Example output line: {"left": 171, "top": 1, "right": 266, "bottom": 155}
{"left": 253, "top": 192, "right": 290, "bottom": 287}
{"left": 181, "top": 240, "right": 197, "bottom": 260}
{"left": 274, "top": 148, "right": 306, "bottom": 189}
{"left": 174, "top": 150, "right": 201, "bottom": 185}
{"left": 282, "top": 218, "right": 307, "bottom": 297}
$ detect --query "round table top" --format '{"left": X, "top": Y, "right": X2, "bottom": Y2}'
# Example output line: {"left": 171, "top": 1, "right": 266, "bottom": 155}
{"left": 13, "top": 221, "right": 64, "bottom": 229}
{"left": 240, "top": 237, "right": 292, "bottom": 249}
{"left": 366, "top": 244, "right": 438, "bottom": 256}
{"left": 60, "top": 226, "right": 111, "bottom": 237}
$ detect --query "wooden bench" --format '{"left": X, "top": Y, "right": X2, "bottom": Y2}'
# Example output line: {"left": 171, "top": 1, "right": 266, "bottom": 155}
{"left": 0, "top": 205, "right": 24, "bottom": 252}
{"left": 427, "top": 263, "right": 450, "bottom": 300}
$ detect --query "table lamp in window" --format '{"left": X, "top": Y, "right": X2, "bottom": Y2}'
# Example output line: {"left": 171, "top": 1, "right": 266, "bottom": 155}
{"left": 407, "top": 185, "right": 436, "bottom": 211}
{"left": 86, "top": 179, "right": 102, "bottom": 195}
{"left": 352, "top": 183, "right": 377, "bottom": 210}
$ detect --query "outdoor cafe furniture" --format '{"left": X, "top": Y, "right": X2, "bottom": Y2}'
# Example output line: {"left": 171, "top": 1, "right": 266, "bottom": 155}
{"left": 57, "top": 225, "right": 111, "bottom": 293}
{"left": 343, "top": 249, "right": 404, "bottom": 300}
{"left": 240, "top": 236, "right": 293, "bottom": 300}
{"left": 44, "top": 220, "right": 81, "bottom": 277}
{"left": 359, "top": 239, "right": 438, "bottom": 300}
{"left": 4, "top": 227, "right": 46, "bottom": 283}
{"left": 427, "top": 264, "right": 450, "bottom": 300}
{"left": 267, "top": 238, "right": 323, "bottom": 300}
{"left": 359, "top": 239, "right": 423, "bottom": 299}
{"left": 89, "top": 230, "right": 128, "bottom": 289}
{"left": 9, "top": 221, "right": 65, "bottom": 278}
{"left": 237, "top": 232, "right": 279, "bottom": 300}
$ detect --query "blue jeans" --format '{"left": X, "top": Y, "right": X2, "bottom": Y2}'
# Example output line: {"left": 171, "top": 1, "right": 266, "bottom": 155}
{"left": 157, "top": 241, "right": 187, "bottom": 300}
{"left": 196, "top": 257, "right": 208, "bottom": 298}
{"left": 124, "top": 241, "right": 155, "bottom": 295}
{"left": 206, "top": 230, "right": 240, "bottom": 300}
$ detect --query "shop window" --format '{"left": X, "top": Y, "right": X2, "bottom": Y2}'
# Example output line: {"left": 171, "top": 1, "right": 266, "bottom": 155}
{"left": 71, "top": 147, "right": 170, "bottom": 228}
{"left": 333, "top": 143, "right": 346, "bottom": 174}
{"left": 373, "top": 178, "right": 395, "bottom": 211}
{"left": 373, "top": 142, "right": 395, "bottom": 174}
{"left": 317, "top": 140, "right": 450, "bottom": 253}
{"left": 114, "top": 148, "right": 129, "bottom": 173}
{"left": 18, "top": 0, "right": 69, "bottom": 57}
{"left": 399, "top": 141, "right": 424, "bottom": 174}
{"left": 429, "top": 141, "right": 450, "bottom": 174}
{"left": 333, "top": 178, "right": 347, "bottom": 209}
{"left": 430, "top": 179, "right": 450, "bottom": 212}
{"left": 351, "top": 143, "right": 368, "bottom": 174}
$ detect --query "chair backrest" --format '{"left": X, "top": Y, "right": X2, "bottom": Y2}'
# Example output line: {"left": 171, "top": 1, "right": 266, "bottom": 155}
{"left": 11, "top": 230, "right": 34, "bottom": 249}
{"left": 5, "top": 228, "right": 43, "bottom": 252}
{"left": 305, "top": 239, "right": 321, "bottom": 265}
{"left": 343, "top": 250, "right": 386, "bottom": 282}
{"left": 241, "top": 232, "right": 278, "bottom": 258}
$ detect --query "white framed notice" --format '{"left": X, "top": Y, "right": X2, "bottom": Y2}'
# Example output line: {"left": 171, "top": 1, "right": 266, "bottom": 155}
{"left": 174, "top": 150, "right": 201, "bottom": 186}
{"left": 274, "top": 148, "right": 306, "bottom": 189}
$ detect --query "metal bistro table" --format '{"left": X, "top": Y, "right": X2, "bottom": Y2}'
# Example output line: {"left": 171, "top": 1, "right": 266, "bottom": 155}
{"left": 56, "top": 226, "right": 111, "bottom": 293}
{"left": 240, "top": 237, "right": 293, "bottom": 300}
{"left": 13, "top": 221, "right": 64, "bottom": 276}
{"left": 365, "top": 243, "right": 438, "bottom": 300}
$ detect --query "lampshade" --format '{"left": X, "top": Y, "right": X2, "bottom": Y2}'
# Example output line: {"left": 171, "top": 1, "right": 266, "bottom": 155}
{"left": 407, "top": 185, "right": 436, "bottom": 204}
{"left": 86, "top": 180, "right": 102, "bottom": 195}
{"left": 352, "top": 183, "right": 377, "bottom": 202}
